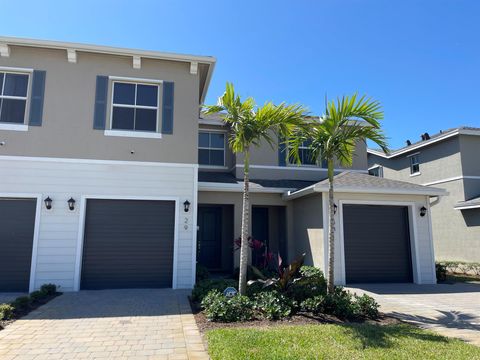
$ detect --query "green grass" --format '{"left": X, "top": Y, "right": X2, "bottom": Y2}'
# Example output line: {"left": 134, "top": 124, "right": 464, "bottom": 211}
{"left": 206, "top": 323, "right": 480, "bottom": 360}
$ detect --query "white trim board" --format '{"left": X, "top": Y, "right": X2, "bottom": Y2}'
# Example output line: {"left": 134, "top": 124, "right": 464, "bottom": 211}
{"left": 0, "top": 193, "right": 42, "bottom": 293}
{"left": 0, "top": 155, "right": 198, "bottom": 169}
{"left": 421, "top": 175, "right": 480, "bottom": 186}
{"left": 235, "top": 164, "right": 368, "bottom": 173}
{"left": 73, "top": 195, "right": 181, "bottom": 291}
{"left": 198, "top": 182, "right": 294, "bottom": 194}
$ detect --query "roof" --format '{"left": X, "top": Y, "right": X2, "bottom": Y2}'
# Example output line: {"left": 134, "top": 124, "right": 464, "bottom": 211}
{"left": 455, "top": 196, "right": 480, "bottom": 210}
{"left": 0, "top": 36, "right": 216, "bottom": 104}
{"left": 368, "top": 126, "right": 480, "bottom": 159}
{"left": 198, "top": 171, "right": 315, "bottom": 193}
{"left": 285, "top": 171, "right": 447, "bottom": 200}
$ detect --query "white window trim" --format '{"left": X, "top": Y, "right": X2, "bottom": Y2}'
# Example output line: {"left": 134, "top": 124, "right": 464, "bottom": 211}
{"left": 410, "top": 154, "right": 420, "bottom": 175}
{"left": 0, "top": 69, "right": 31, "bottom": 128}
{"left": 368, "top": 165, "right": 384, "bottom": 177}
{"left": 108, "top": 78, "right": 162, "bottom": 138}
{"left": 198, "top": 131, "right": 226, "bottom": 167}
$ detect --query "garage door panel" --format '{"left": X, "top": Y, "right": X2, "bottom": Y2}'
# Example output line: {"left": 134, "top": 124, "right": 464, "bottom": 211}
{"left": 343, "top": 205, "right": 413, "bottom": 283}
{"left": 81, "top": 199, "right": 175, "bottom": 290}
{"left": 0, "top": 198, "right": 36, "bottom": 292}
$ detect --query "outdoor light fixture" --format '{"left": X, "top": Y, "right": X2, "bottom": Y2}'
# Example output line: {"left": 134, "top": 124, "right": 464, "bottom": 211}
{"left": 44, "top": 196, "right": 52, "bottom": 210}
{"left": 68, "top": 197, "right": 76, "bottom": 211}
{"left": 334, "top": 203, "right": 338, "bottom": 215}
{"left": 420, "top": 206, "right": 427, "bottom": 217}
{"left": 183, "top": 200, "right": 191, "bottom": 213}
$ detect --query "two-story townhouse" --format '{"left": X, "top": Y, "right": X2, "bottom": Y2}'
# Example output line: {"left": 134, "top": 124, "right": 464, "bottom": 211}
{"left": 0, "top": 37, "right": 443, "bottom": 294}
{"left": 196, "top": 113, "right": 444, "bottom": 285}
{"left": 368, "top": 127, "right": 480, "bottom": 263}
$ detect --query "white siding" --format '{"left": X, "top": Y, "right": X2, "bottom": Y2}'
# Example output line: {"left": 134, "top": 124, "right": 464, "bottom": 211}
{"left": 0, "top": 156, "right": 197, "bottom": 291}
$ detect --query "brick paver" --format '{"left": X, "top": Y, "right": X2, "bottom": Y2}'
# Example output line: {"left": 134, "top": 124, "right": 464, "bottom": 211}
{"left": 0, "top": 289, "right": 209, "bottom": 359}
{"left": 347, "top": 283, "right": 480, "bottom": 346}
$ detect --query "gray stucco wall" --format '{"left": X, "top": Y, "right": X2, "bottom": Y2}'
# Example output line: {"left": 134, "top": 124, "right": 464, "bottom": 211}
{"left": 460, "top": 135, "right": 480, "bottom": 177}
{"left": 292, "top": 193, "right": 324, "bottom": 269}
{"left": 0, "top": 45, "right": 200, "bottom": 163}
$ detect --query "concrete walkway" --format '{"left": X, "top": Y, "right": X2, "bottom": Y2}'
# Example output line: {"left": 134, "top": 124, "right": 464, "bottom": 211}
{"left": 347, "top": 283, "right": 480, "bottom": 346}
{"left": 0, "top": 289, "right": 209, "bottom": 359}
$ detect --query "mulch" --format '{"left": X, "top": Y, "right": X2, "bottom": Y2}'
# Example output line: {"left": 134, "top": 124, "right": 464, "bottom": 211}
{"left": 0, "top": 293, "right": 61, "bottom": 331}
{"left": 189, "top": 297, "right": 400, "bottom": 333}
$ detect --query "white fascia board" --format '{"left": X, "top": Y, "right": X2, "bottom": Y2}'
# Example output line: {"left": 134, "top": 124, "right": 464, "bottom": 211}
{"left": 198, "top": 182, "right": 292, "bottom": 194}
{"left": 313, "top": 185, "right": 448, "bottom": 197}
{"left": 235, "top": 164, "right": 367, "bottom": 173}
{"left": 282, "top": 184, "right": 316, "bottom": 200}
{"left": 455, "top": 204, "right": 480, "bottom": 210}
{"left": 367, "top": 128, "right": 480, "bottom": 159}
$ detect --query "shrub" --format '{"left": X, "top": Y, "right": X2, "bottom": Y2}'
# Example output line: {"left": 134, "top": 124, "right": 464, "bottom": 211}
{"left": 192, "top": 278, "right": 238, "bottom": 302}
{"left": 0, "top": 304, "right": 14, "bottom": 320}
{"left": 12, "top": 296, "right": 31, "bottom": 310}
{"left": 436, "top": 263, "right": 447, "bottom": 282}
{"left": 354, "top": 294, "right": 379, "bottom": 319}
{"left": 253, "top": 291, "right": 293, "bottom": 320}
{"left": 287, "top": 266, "right": 327, "bottom": 303}
{"left": 40, "top": 284, "right": 57, "bottom": 295}
{"left": 300, "top": 295, "right": 325, "bottom": 314}
{"left": 29, "top": 290, "right": 47, "bottom": 302}
{"left": 201, "top": 290, "right": 253, "bottom": 322}
{"left": 196, "top": 264, "right": 210, "bottom": 282}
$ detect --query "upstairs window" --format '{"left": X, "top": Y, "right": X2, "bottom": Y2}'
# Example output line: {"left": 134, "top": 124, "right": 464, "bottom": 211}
{"left": 409, "top": 154, "right": 420, "bottom": 175}
{"left": 369, "top": 165, "right": 384, "bottom": 177}
{"left": 198, "top": 132, "right": 225, "bottom": 166}
{"left": 111, "top": 81, "right": 159, "bottom": 132}
{"left": 0, "top": 72, "right": 29, "bottom": 124}
{"left": 289, "top": 140, "right": 317, "bottom": 166}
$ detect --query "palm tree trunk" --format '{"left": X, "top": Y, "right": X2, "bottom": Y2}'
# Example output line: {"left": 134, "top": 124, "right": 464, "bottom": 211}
{"left": 327, "top": 158, "right": 336, "bottom": 294}
{"left": 238, "top": 149, "right": 250, "bottom": 295}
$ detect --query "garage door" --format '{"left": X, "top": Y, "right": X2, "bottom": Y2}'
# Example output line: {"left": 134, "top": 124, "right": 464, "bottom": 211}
{"left": 0, "top": 198, "right": 36, "bottom": 292}
{"left": 81, "top": 199, "right": 175, "bottom": 290}
{"left": 343, "top": 204, "right": 413, "bottom": 283}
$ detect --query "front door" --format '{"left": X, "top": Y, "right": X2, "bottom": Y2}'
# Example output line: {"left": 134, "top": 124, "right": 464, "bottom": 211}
{"left": 197, "top": 206, "right": 222, "bottom": 270}
{"left": 252, "top": 207, "right": 269, "bottom": 245}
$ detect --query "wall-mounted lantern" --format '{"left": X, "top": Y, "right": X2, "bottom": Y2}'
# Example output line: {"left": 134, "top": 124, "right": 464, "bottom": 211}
{"left": 44, "top": 196, "right": 52, "bottom": 210}
{"left": 420, "top": 206, "right": 427, "bottom": 217}
{"left": 183, "top": 200, "right": 191, "bottom": 213}
{"left": 333, "top": 203, "right": 338, "bottom": 215}
{"left": 68, "top": 197, "right": 76, "bottom": 211}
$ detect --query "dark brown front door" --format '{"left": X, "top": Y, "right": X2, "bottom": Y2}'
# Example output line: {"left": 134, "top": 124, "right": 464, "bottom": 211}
{"left": 197, "top": 206, "right": 222, "bottom": 270}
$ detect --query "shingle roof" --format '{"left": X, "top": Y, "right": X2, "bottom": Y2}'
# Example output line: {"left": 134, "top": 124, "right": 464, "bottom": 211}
{"left": 368, "top": 126, "right": 480, "bottom": 158}
{"left": 312, "top": 171, "right": 446, "bottom": 196}
{"left": 198, "top": 171, "right": 316, "bottom": 191}
{"left": 455, "top": 195, "right": 480, "bottom": 210}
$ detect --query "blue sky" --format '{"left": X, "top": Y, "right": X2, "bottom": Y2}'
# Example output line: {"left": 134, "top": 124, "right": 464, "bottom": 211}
{"left": 1, "top": 0, "right": 479, "bottom": 148}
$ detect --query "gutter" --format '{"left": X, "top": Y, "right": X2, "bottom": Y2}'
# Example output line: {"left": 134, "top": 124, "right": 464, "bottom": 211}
{"left": 198, "top": 182, "right": 294, "bottom": 194}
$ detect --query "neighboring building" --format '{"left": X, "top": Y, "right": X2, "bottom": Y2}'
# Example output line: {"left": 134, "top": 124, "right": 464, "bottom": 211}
{"left": 368, "top": 127, "right": 480, "bottom": 263}
{"left": 0, "top": 37, "right": 443, "bottom": 293}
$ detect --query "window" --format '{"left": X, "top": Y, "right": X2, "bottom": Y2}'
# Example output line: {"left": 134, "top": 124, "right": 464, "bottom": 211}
{"left": 0, "top": 72, "right": 29, "bottom": 124}
{"left": 410, "top": 154, "right": 420, "bottom": 174}
{"left": 369, "top": 166, "right": 383, "bottom": 177}
{"left": 289, "top": 140, "right": 316, "bottom": 166}
{"left": 198, "top": 132, "right": 225, "bottom": 166}
{"left": 111, "top": 81, "right": 159, "bottom": 132}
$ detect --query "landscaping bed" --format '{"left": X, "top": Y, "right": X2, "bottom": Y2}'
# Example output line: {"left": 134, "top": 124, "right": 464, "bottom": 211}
{"left": 0, "top": 284, "right": 61, "bottom": 331}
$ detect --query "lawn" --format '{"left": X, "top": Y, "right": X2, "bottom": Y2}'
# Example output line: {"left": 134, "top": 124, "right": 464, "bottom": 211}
{"left": 206, "top": 323, "right": 480, "bottom": 360}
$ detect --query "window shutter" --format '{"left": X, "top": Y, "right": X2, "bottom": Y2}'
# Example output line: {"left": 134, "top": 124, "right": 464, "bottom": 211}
{"left": 162, "top": 81, "right": 174, "bottom": 134}
{"left": 278, "top": 136, "right": 286, "bottom": 166}
{"left": 93, "top": 75, "right": 108, "bottom": 130}
{"left": 28, "top": 70, "right": 46, "bottom": 126}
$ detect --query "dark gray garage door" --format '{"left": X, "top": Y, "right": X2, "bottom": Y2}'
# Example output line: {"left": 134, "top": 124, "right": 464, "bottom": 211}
{"left": 343, "top": 204, "right": 413, "bottom": 283}
{"left": 0, "top": 198, "right": 36, "bottom": 292}
{"left": 81, "top": 199, "right": 175, "bottom": 290}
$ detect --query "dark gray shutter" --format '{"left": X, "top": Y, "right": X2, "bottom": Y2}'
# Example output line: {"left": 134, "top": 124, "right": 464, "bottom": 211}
{"left": 28, "top": 70, "right": 46, "bottom": 126}
{"left": 278, "top": 136, "right": 286, "bottom": 166}
{"left": 162, "top": 81, "right": 174, "bottom": 134}
{"left": 93, "top": 75, "right": 108, "bottom": 130}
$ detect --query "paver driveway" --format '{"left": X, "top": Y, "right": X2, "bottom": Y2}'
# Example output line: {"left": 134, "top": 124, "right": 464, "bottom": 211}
{"left": 0, "top": 289, "right": 209, "bottom": 360}
{"left": 348, "top": 282, "right": 480, "bottom": 346}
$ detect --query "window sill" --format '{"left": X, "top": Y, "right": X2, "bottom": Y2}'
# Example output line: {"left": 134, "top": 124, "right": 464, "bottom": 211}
{"left": 0, "top": 123, "right": 28, "bottom": 132}
{"left": 410, "top": 172, "right": 421, "bottom": 177}
{"left": 104, "top": 130, "right": 162, "bottom": 139}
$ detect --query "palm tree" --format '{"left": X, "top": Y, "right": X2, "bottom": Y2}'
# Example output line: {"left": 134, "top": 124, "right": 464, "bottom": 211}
{"left": 289, "top": 94, "right": 388, "bottom": 293}
{"left": 204, "top": 82, "right": 307, "bottom": 295}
